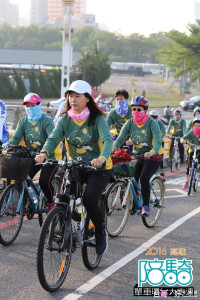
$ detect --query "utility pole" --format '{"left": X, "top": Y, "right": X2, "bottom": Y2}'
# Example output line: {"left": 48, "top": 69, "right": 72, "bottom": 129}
{"left": 61, "top": 0, "right": 74, "bottom": 97}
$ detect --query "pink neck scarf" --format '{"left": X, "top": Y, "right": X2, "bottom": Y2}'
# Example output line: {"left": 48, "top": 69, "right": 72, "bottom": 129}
{"left": 193, "top": 127, "right": 200, "bottom": 137}
{"left": 132, "top": 110, "right": 149, "bottom": 125}
{"left": 68, "top": 107, "right": 90, "bottom": 122}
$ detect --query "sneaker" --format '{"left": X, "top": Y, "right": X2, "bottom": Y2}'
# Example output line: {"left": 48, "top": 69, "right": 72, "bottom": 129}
{"left": 182, "top": 181, "right": 188, "bottom": 189}
{"left": 141, "top": 205, "right": 150, "bottom": 217}
{"left": 95, "top": 230, "right": 108, "bottom": 255}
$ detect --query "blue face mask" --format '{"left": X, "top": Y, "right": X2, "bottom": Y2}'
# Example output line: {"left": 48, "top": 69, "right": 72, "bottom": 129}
{"left": 25, "top": 103, "right": 42, "bottom": 122}
{"left": 115, "top": 99, "right": 128, "bottom": 116}
{"left": 195, "top": 113, "right": 200, "bottom": 118}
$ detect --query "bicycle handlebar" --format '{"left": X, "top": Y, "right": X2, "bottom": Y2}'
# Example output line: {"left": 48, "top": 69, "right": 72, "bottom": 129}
{"left": 185, "top": 142, "right": 200, "bottom": 149}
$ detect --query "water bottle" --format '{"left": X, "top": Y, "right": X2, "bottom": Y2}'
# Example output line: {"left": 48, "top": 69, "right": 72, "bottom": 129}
{"left": 28, "top": 186, "right": 37, "bottom": 204}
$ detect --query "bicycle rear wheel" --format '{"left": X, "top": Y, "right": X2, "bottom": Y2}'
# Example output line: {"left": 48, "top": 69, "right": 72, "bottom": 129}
{"left": 0, "top": 183, "right": 24, "bottom": 246}
{"left": 38, "top": 177, "right": 62, "bottom": 227}
{"left": 81, "top": 214, "right": 102, "bottom": 270}
{"left": 105, "top": 180, "right": 130, "bottom": 237}
{"left": 142, "top": 176, "right": 164, "bottom": 228}
{"left": 37, "top": 206, "right": 72, "bottom": 292}
{"left": 188, "top": 169, "right": 194, "bottom": 196}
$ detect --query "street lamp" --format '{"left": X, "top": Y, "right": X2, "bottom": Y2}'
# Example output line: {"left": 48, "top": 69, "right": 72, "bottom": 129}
{"left": 61, "top": 0, "right": 75, "bottom": 97}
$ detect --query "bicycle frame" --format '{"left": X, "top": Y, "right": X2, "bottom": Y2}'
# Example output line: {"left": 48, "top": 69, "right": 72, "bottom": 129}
{"left": 119, "top": 175, "right": 161, "bottom": 212}
{"left": 188, "top": 146, "right": 200, "bottom": 184}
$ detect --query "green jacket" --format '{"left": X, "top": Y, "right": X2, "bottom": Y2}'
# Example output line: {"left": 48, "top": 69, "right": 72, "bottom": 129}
{"left": 9, "top": 113, "right": 57, "bottom": 159}
{"left": 106, "top": 106, "right": 132, "bottom": 134}
{"left": 42, "top": 114, "right": 113, "bottom": 170}
{"left": 114, "top": 117, "right": 162, "bottom": 155}
{"left": 166, "top": 119, "right": 186, "bottom": 137}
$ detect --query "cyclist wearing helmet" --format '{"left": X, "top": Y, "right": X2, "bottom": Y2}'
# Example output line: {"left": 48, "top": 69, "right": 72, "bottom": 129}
{"left": 166, "top": 109, "right": 186, "bottom": 164}
{"left": 107, "top": 89, "right": 132, "bottom": 136}
{"left": 149, "top": 110, "right": 166, "bottom": 173}
{"left": 186, "top": 107, "right": 200, "bottom": 134}
{"left": 113, "top": 96, "right": 163, "bottom": 217}
{"left": 163, "top": 103, "right": 173, "bottom": 121}
{"left": 2, "top": 93, "right": 62, "bottom": 210}
{"left": 181, "top": 117, "right": 200, "bottom": 189}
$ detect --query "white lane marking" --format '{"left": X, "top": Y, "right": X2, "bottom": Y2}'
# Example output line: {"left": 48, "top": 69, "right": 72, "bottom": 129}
{"left": 165, "top": 188, "right": 188, "bottom": 197}
{"left": 61, "top": 206, "right": 200, "bottom": 300}
{"left": 165, "top": 177, "right": 185, "bottom": 185}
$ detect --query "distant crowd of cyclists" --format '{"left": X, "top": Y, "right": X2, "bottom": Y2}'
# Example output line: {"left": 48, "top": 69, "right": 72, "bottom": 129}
{"left": 1, "top": 80, "right": 200, "bottom": 255}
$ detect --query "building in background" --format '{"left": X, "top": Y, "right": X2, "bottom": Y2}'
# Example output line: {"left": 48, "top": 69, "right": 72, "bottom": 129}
{"left": 0, "top": 0, "right": 18, "bottom": 26}
{"left": 30, "top": 0, "right": 48, "bottom": 25}
{"left": 30, "top": 0, "right": 88, "bottom": 27}
{"left": 194, "top": 0, "right": 200, "bottom": 23}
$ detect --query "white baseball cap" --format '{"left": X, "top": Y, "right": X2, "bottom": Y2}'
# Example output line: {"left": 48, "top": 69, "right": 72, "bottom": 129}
{"left": 65, "top": 80, "right": 92, "bottom": 96}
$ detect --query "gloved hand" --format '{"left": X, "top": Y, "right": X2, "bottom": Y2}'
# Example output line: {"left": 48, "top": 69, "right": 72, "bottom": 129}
{"left": 2, "top": 142, "right": 11, "bottom": 148}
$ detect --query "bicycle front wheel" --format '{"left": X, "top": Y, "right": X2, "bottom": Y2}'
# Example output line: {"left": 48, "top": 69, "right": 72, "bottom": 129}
{"left": 0, "top": 183, "right": 24, "bottom": 246}
{"left": 142, "top": 176, "right": 164, "bottom": 228}
{"left": 170, "top": 149, "right": 176, "bottom": 172}
{"left": 188, "top": 169, "right": 194, "bottom": 196}
{"left": 105, "top": 180, "right": 130, "bottom": 237}
{"left": 37, "top": 206, "right": 72, "bottom": 292}
{"left": 193, "top": 169, "right": 198, "bottom": 192}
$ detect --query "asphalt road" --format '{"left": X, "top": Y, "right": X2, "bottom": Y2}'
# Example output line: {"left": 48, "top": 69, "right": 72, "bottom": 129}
{"left": 0, "top": 167, "right": 199, "bottom": 300}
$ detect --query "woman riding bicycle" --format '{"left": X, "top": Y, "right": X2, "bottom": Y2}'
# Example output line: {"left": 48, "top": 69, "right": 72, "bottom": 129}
{"left": 112, "top": 96, "right": 163, "bottom": 216}
{"left": 2, "top": 93, "right": 62, "bottom": 209}
{"left": 181, "top": 117, "right": 200, "bottom": 189}
{"left": 35, "top": 80, "right": 113, "bottom": 255}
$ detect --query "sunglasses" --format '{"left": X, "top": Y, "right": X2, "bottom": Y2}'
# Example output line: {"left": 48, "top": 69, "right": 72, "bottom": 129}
{"left": 132, "top": 107, "right": 142, "bottom": 112}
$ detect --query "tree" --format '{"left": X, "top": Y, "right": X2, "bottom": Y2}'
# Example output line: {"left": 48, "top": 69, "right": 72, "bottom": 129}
{"left": 159, "top": 21, "right": 200, "bottom": 82}
{"left": 78, "top": 46, "right": 111, "bottom": 88}
{"left": 12, "top": 69, "right": 27, "bottom": 98}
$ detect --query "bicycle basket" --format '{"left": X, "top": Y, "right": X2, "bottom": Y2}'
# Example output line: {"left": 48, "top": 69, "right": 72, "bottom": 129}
{"left": 113, "top": 160, "right": 137, "bottom": 177}
{"left": 0, "top": 146, "right": 33, "bottom": 181}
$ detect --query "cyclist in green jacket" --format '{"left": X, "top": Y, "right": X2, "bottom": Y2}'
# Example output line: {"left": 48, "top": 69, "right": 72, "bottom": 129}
{"left": 112, "top": 96, "right": 163, "bottom": 217}
{"left": 3, "top": 93, "right": 62, "bottom": 210}
{"left": 181, "top": 117, "right": 200, "bottom": 189}
{"left": 186, "top": 107, "right": 200, "bottom": 134}
{"left": 166, "top": 109, "right": 186, "bottom": 164}
{"left": 149, "top": 110, "right": 166, "bottom": 174}
{"left": 35, "top": 80, "right": 113, "bottom": 255}
{"left": 107, "top": 89, "right": 132, "bottom": 136}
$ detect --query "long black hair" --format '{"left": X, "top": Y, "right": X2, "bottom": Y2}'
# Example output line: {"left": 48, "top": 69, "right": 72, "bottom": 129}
{"left": 61, "top": 92, "right": 105, "bottom": 125}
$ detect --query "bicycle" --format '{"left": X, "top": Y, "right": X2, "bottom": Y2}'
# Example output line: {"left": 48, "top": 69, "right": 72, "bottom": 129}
{"left": 185, "top": 142, "right": 200, "bottom": 196}
{"left": 37, "top": 158, "right": 107, "bottom": 292}
{"left": 0, "top": 147, "right": 62, "bottom": 246}
{"left": 106, "top": 154, "right": 165, "bottom": 237}
{"left": 168, "top": 136, "right": 181, "bottom": 172}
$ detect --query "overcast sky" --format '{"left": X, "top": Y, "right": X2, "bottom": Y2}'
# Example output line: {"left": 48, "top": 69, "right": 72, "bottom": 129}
{"left": 10, "top": 0, "right": 196, "bottom": 36}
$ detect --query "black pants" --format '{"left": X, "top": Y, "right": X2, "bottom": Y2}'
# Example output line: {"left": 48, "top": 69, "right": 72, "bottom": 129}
{"left": 29, "top": 160, "right": 58, "bottom": 203}
{"left": 170, "top": 138, "right": 184, "bottom": 163}
{"left": 186, "top": 151, "right": 200, "bottom": 175}
{"left": 134, "top": 159, "right": 160, "bottom": 206}
{"left": 160, "top": 141, "right": 164, "bottom": 169}
{"left": 79, "top": 169, "right": 110, "bottom": 233}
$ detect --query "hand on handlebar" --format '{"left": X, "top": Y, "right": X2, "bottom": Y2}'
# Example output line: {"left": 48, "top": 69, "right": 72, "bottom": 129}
{"left": 144, "top": 150, "right": 155, "bottom": 159}
{"left": 91, "top": 157, "right": 106, "bottom": 168}
{"left": 35, "top": 152, "right": 48, "bottom": 163}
